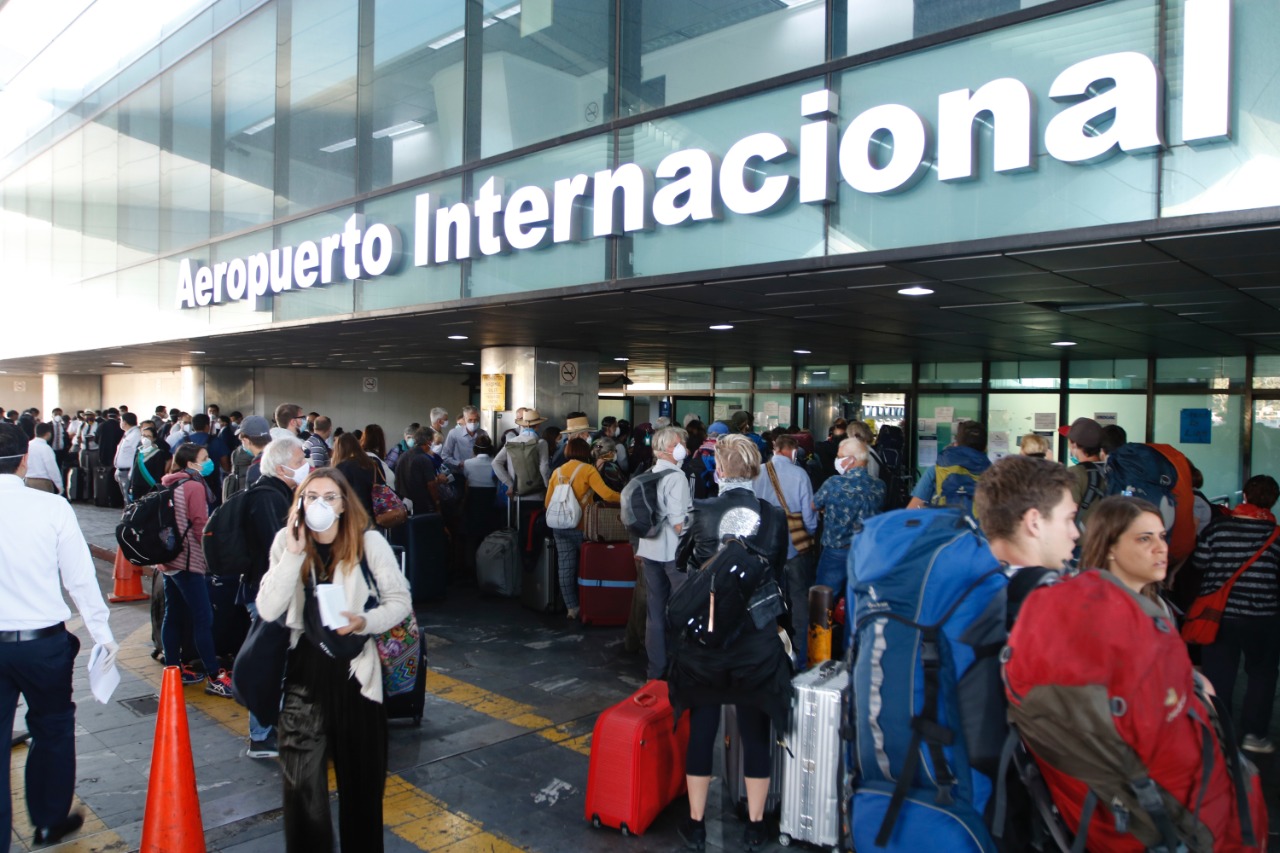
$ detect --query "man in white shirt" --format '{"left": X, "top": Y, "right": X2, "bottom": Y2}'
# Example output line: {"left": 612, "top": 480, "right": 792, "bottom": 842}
{"left": 24, "top": 424, "right": 63, "bottom": 494}
{"left": 441, "top": 406, "right": 489, "bottom": 470}
{"left": 635, "top": 426, "right": 693, "bottom": 680}
{"left": 112, "top": 413, "right": 141, "bottom": 501}
{"left": 0, "top": 422, "right": 116, "bottom": 845}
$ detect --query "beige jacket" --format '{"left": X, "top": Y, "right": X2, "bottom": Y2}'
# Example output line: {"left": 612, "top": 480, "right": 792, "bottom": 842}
{"left": 258, "top": 528, "right": 412, "bottom": 703}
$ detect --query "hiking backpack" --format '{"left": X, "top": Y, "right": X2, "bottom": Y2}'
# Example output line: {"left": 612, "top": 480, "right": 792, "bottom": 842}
{"left": 1104, "top": 443, "right": 1196, "bottom": 562}
{"left": 1004, "top": 570, "right": 1267, "bottom": 852}
{"left": 506, "top": 440, "right": 545, "bottom": 496}
{"left": 115, "top": 481, "right": 191, "bottom": 566}
{"left": 874, "top": 425, "right": 914, "bottom": 511}
{"left": 619, "top": 468, "right": 678, "bottom": 538}
{"left": 847, "top": 509, "right": 1010, "bottom": 852}
{"left": 932, "top": 445, "right": 991, "bottom": 515}
{"left": 201, "top": 484, "right": 258, "bottom": 578}
{"left": 665, "top": 538, "right": 771, "bottom": 650}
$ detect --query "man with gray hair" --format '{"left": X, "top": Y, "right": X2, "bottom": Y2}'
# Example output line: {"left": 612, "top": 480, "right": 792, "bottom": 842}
{"left": 441, "top": 405, "right": 489, "bottom": 469}
{"left": 812, "top": 436, "right": 885, "bottom": 594}
{"left": 238, "top": 435, "right": 308, "bottom": 759}
{"left": 635, "top": 426, "right": 693, "bottom": 680}
{"left": 429, "top": 407, "right": 450, "bottom": 436}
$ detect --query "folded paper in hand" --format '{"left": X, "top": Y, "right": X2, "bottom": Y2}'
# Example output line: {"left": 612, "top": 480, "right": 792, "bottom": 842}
{"left": 88, "top": 644, "right": 120, "bottom": 704}
{"left": 316, "top": 583, "right": 349, "bottom": 630}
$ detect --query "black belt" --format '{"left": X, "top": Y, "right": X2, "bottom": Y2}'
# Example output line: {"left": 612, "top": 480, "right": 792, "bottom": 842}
{"left": 0, "top": 623, "right": 64, "bottom": 643}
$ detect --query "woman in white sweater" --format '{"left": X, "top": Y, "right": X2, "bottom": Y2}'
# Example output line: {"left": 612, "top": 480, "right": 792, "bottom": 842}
{"left": 257, "top": 467, "right": 411, "bottom": 852}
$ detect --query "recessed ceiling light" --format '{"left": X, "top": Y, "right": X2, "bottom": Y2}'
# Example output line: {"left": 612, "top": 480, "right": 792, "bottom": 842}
{"left": 898, "top": 286, "right": 935, "bottom": 296}
{"left": 709, "top": 324, "right": 733, "bottom": 331}
{"left": 448, "top": 335, "right": 468, "bottom": 340}
{"left": 189, "top": 350, "right": 205, "bottom": 354}
{"left": 793, "top": 349, "right": 811, "bottom": 355}
{"left": 1050, "top": 341, "right": 1077, "bottom": 347}
{"left": 110, "top": 362, "right": 126, "bottom": 366}
{"left": 614, "top": 357, "right": 629, "bottom": 362}
{"left": 460, "top": 361, "right": 475, "bottom": 366}
{"left": 812, "top": 370, "right": 828, "bottom": 375}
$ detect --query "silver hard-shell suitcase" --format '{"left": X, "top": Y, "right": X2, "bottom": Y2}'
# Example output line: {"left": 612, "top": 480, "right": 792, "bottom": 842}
{"left": 778, "top": 659, "right": 848, "bottom": 850}
{"left": 722, "top": 705, "right": 785, "bottom": 820}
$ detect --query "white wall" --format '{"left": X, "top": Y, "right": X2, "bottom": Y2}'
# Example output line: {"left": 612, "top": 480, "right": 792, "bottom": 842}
{"left": 0, "top": 373, "right": 44, "bottom": 414}
{"left": 252, "top": 368, "right": 471, "bottom": 436}
{"left": 102, "top": 371, "right": 184, "bottom": 415}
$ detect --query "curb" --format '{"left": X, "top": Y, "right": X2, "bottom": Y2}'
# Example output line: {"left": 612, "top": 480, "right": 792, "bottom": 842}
{"left": 89, "top": 544, "right": 116, "bottom": 563}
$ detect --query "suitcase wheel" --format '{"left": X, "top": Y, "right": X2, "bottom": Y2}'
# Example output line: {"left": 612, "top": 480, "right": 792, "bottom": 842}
{"left": 778, "top": 834, "right": 791, "bottom": 847}
{"left": 591, "top": 815, "right": 601, "bottom": 830}
{"left": 620, "top": 823, "right": 631, "bottom": 837}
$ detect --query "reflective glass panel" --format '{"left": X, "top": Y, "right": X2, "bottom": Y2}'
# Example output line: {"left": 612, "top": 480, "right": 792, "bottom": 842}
{"left": 215, "top": 6, "right": 276, "bottom": 234}
{"left": 857, "top": 363, "right": 912, "bottom": 385}
{"left": 1155, "top": 356, "right": 1244, "bottom": 388}
{"left": 369, "top": 0, "right": 466, "bottom": 188}
{"left": 916, "top": 393, "right": 980, "bottom": 475}
{"left": 918, "top": 363, "right": 982, "bottom": 386}
{"left": 284, "top": 0, "right": 358, "bottom": 214}
{"left": 989, "top": 360, "right": 1060, "bottom": 390}
{"left": 840, "top": 0, "right": 1055, "bottom": 58}
{"left": 618, "top": 0, "right": 824, "bottom": 116}
{"left": 1255, "top": 356, "right": 1280, "bottom": 390}
{"left": 162, "top": 45, "right": 212, "bottom": 253}
{"left": 1069, "top": 358, "right": 1148, "bottom": 390}
{"left": 117, "top": 81, "right": 162, "bottom": 263}
{"left": 754, "top": 393, "right": 793, "bottom": 431}
{"left": 1153, "top": 393, "right": 1241, "bottom": 502}
{"left": 1253, "top": 400, "right": 1280, "bottom": 504}
{"left": 478, "top": 0, "right": 610, "bottom": 159}
{"left": 799, "top": 365, "right": 850, "bottom": 388}
{"left": 1067, "top": 393, "right": 1147, "bottom": 449}
{"left": 50, "top": 132, "right": 83, "bottom": 287}
{"left": 272, "top": 206, "right": 358, "bottom": 321}
{"left": 756, "top": 365, "right": 793, "bottom": 389}
{"left": 715, "top": 366, "right": 751, "bottom": 390}
{"left": 988, "top": 393, "right": 1060, "bottom": 461}
{"left": 358, "top": 178, "right": 464, "bottom": 312}
{"left": 670, "top": 367, "right": 712, "bottom": 389}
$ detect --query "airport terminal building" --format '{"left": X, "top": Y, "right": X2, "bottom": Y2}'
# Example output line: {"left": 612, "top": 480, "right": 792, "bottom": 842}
{"left": 2, "top": 0, "right": 1279, "bottom": 500}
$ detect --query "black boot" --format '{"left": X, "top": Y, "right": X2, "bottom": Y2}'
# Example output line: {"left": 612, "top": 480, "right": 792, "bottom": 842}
{"left": 678, "top": 817, "right": 706, "bottom": 851}
{"left": 743, "top": 818, "right": 767, "bottom": 850}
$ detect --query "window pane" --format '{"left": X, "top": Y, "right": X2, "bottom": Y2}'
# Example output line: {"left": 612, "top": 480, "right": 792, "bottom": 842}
{"left": 916, "top": 393, "right": 980, "bottom": 476}
{"left": 1153, "top": 394, "right": 1241, "bottom": 502}
{"left": 285, "top": 0, "right": 358, "bottom": 214}
{"left": 82, "top": 114, "right": 120, "bottom": 280}
{"left": 1069, "top": 358, "right": 1148, "bottom": 390}
{"left": 1253, "top": 400, "right": 1280, "bottom": 504}
{"left": 358, "top": 178, "right": 464, "bottom": 312}
{"left": 799, "top": 364, "right": 849, "bottom": 388}
{"left": 163, "top": 45, "right": 212, "bottom": 253}
{"left": 713, "top": 394, "right": 749, "bottom": 425}
{"left": 216, "top": 6, "right": 276, "bottom": 234}
{"left": 989, "top": 360, "right": 1060, "bottom": 390}
{"left": 1254, "top": 356, "right": 1280, "bottom": 390}
{"left": 1067, "top": 394, "right": 1147, "bottom": 449}
{"left": 51, "top": 133, "right": 83, "bottom": 286}
{"left": 754, "top": 393, "right": 793, "bottom": 431}
{"left": 857, "top": 363, "right": 912, "bottom": 385}
{"left": 715, "top": 366, "right": 751, "bottom": 390}
{"left": 272, "top": 206, "right": 358, "bottom": 321}
{"left": 840, "top": 0, "right": 1055, "bottom": 58}
{"left": 858, "top": 392, "right": 907, "bottom": 431}
{"left": 989, "top": 393, "right": 1060, "bottom": 461}
{"left": 918, "top": 362, "right": 982, "bottom": 386}
{"left": 478, "top": 0, "right": 611, "bottom": 159}
{"left": 369, "top": 0, "right": 466, "bottom": 188}
{"left": 620, "top": 0, "right": 824, "bottom": 115}
{"left": 117, "top": 81, "right": 162, "bottom": 264}
{"left": 755, "top": 365, "right": 793, "bottom": 389}
{"left": 1155, "top": 356, "right": 1244, "bottom": 388}
{"left": 670, "top": 367, "right": 711, "bottom": 390}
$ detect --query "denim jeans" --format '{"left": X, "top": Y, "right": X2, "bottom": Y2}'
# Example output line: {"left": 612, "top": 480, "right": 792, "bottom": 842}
{"left": 245, "top": 602, "right": 273, "bottom": 742}
{"left": 162, "top": 571, "right": 219, "bottom": 676}
{"left": 814, "top": 546, "right": 850, "bottom": 596}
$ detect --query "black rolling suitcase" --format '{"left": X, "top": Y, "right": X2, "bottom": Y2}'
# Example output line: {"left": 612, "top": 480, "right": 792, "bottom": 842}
{"left": 390, "top": 512, "right": 449, "bottom": 602}
{"left": 383, "top": 544, "right": 428, "bottom": 725}
{"left": 208, "top": 573, "right": 250, "bottom": 663}
{"left": 521, "top": 535, "right": 561, "bottom": 613}
{"left": 149, "top": 573, "right": 198, "bottom": 666}
{"left": 65, "top": 467, "right": 87, "bottom": 502}
{"left": 94, "top": 467, "right": 123, "bottom": 508}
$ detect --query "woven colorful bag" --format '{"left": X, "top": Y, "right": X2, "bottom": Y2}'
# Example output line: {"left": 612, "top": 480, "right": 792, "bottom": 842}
{"left": 357, "top": 558, "right": 423, "bottom": 697}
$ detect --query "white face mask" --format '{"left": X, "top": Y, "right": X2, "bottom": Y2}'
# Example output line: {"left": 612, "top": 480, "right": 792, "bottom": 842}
{"left": 837, "top": 457, "right": 855, "bottom": 474}
{"left": 182, "top": 423, "right": 193, "bottom": 434}
{"left": 672, "top": 444, "right": 688, "bottom": 462}
{"left": 304, "top": 499, "right": 338, "bottom": 533}
{"left": 285, "top": 460, "right": 310, "bottom": 486}
{"left": 430, "top": 443, "right": 443, "bottom": 455}
{"left": 465, "top": 421, "right": 477, "bottom": 434}
{"left": 140, "top": 438, "right": 153, "bottom": 449}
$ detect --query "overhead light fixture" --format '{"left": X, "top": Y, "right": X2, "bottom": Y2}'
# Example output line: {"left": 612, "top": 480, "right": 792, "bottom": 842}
{"left": 242, "top": 116, "right": 275, "bottom": 135}
{"left": 460, "top": 361, "right": 475, "bottom": 366}
{"left": 614, "top": 357, "right": 629, "bottom": 362}
{"left": 709, "top": 324, "right": 733, "bottom": 331}
{"left": 110, "top": 362, "right": 126, "bottom": 366}
{"left": 812, "top": 370, "right": 828, "bottom": 375}
{"left": 1050, "top": 341, "right": 1077, "bottom": 347}
{"left": 319, "top": 138, "right": 356, "bottom": 153}
{"left": 1056, "top": 301, "right": 1146, "bottom": 313}
{"left": 372, "top": 120, "right": 425, "bottom": 139}
{"left": 427, "top": 29, "right": 465, "bottom": 49}
{"left": 448, "top": 334, "right": 468, "bottom": 340}
{"left": 189, "top": 350, "right": 205, "bottom": 354}
{"left": 898, "top": 286, "right": 935, "bottom": 296}
{"left": 793, "top": 349, "right": 811, "bottom": 354}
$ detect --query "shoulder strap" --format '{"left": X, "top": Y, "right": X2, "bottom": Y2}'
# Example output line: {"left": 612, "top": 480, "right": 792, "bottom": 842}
{"left": 1215, "top": 526, "right": 1280, "bottom": 596}
{"left": 765, "top": 461, "right": 791, "bottom": 514}
{"left": 137, "top": 451, "right": 157, "bottom": 488}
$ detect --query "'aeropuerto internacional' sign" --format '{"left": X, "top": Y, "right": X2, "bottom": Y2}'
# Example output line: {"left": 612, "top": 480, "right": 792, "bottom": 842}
{"left": 176, "top": 0, "right": 1232, "bottom": 310}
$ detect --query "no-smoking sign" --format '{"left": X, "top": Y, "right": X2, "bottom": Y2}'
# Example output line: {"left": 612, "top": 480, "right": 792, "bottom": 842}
{"left": 559, "top": 361, "right": 578, "bottom": 386}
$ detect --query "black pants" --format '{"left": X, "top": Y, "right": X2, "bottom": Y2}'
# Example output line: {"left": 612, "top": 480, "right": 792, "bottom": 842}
{"left": 0, "top": 630, "right": 80, "bottom": 852}
{"left": 686, "top": 703, "right": 772, "bottom": 778}
{"left": 1201, "top": 618, "right": 1280, "bottom": 738}
{"left": 279, "top": 640, "right": 388, "bottom": 853}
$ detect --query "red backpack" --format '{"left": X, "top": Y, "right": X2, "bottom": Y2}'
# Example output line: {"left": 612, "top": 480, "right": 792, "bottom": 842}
{"left": 1003, "top": 570, "right": 1266, "bottom": 852}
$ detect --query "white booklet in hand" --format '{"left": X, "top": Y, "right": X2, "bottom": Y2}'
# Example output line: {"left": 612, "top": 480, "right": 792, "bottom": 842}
{"left": 88, "top": 644, "right": 120, "bottom": 704}
{"left": 316, "top": 583, "right": 350, "bottom": 630}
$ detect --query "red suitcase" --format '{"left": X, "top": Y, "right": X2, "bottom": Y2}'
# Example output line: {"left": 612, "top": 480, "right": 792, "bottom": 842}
{"left": 585, "top": 680, "right": 691, "bottom": 836}
{"left": 578, "top": 541, "right": 635, "bottom": 626}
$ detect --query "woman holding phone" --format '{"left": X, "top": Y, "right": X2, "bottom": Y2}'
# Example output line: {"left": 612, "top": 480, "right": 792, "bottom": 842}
{"left": 256, "top": 467, "right": 412, "bottom": 852}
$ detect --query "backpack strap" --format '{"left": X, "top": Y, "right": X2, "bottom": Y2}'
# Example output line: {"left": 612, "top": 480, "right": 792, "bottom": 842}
{"left": 1069, "top": 790, "right": 1098, "bottom": 853}
{"left": 136, "top": 450, "right": 157, "bottom": 488}
{"left": 1078, "top": 463, "right": 1105, "bottom": 516}
{"left": 764, "top": 462, "right": 791, "bottom": 514}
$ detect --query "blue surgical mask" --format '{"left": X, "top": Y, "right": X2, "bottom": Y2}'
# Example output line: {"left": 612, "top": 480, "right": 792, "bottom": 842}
{"left": 1069, "top": 454, "right": 1080, "bottom": 466}
{"left": 198, "top": 459, "right": 215, "bottom": 477}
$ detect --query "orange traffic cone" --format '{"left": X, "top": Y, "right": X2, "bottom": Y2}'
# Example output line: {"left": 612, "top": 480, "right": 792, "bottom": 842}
{"left": 108, "top": 549, "right": 149, "bottom": 603}
{"left": 140, "top": 666, "right": 207, "bottom": 853}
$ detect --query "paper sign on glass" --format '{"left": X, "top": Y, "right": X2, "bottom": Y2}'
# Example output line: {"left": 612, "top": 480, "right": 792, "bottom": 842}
{"left": 918, "top": 437, "right": 939, "bottom": 467}
{"left": 934, "top": 406, "right": 954, "bottom": 422}
{"left": 1034, "top": 412, "right": 1057, "bottom": 431}
{"left": 1095, "top": 412, "right": 1118, "bottom": 427}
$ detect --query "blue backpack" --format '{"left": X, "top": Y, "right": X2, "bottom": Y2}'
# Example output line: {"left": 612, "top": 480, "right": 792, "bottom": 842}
{"left": 847, "top": 509, "right": 1009, "bottom": 853}
{"left": 932, "top": 445, "right": 992, "bottom": 514}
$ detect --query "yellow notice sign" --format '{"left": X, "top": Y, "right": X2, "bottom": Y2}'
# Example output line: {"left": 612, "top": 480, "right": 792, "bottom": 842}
{"left": 481, "top": 374, "right": 507, "bottom": 411}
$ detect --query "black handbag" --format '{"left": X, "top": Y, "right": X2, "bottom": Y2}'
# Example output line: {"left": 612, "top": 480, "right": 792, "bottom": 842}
{"left": 230, "top": 615, "right": 291, "bottom": 726}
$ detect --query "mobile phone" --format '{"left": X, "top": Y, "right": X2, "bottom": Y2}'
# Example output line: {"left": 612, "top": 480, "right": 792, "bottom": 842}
{"left": 293, "top": 497, "right": 305, "bottom": 534}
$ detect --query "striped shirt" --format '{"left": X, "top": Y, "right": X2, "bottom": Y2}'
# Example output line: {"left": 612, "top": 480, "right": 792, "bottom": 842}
{"left": 1193, "top": 517, "right": 1280, "bottom": 619}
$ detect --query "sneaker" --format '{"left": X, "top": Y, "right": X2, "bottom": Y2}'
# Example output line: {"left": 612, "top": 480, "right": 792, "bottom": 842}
{"left": 566, "top": 607, "right": 580, "bottom": 620}
{"left": 677, "top": 818, "right": 706, "bottom": 851}
{"left": 178, "top": 667, "right": 203, "bottom": 686}
{"left": 743, "top": 819, "right": 767, "bottom": 850}
{"left": 1242, "top": 735, "right": 1275, "bottom": 754}
{"left": 205, "top": 670, "right": 234, "bottom": 698}
{"left": 246, "top": 734, "right": 279, "bottom": 759}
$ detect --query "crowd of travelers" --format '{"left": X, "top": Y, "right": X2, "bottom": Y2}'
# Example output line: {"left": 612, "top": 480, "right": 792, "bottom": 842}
{"left": 5, "top": 395, "right": 1277, "bottom": 852}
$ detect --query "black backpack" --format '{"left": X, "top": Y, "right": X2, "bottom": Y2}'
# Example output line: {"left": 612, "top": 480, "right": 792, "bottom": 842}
{"left": 115, "top": 479, "right": 191, "bottom": 566}
{"left": 202, "top": 482, "right": 259, "bottom": 578}
{"left": 665, "top": 538, "right": 771, "bottom": 649}
{"left": 875, "top": 425, "right": 914, "bottom": 511}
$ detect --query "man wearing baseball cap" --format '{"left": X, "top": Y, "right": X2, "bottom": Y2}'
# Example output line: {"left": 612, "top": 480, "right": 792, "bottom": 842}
{"left": 1058, "top": 417, "right": 1108, "bottom": 528}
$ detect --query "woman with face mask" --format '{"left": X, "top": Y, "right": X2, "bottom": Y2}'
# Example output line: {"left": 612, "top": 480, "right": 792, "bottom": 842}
{"left": 256, "top": 468, "right": 412, "bottom": 853}
{"left": 129, "top": 426, "right": 172, "bottom": 499}
{"left": 159, "top": 443, "right": 234, "bottom": 696}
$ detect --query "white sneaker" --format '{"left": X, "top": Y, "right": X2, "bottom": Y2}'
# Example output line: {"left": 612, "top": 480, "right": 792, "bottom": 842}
{"left": 566, "top": 607, "right": 580, "bottom": 620}
{"left": 1241, "top": 735, "right": 1275, "bottom": 754}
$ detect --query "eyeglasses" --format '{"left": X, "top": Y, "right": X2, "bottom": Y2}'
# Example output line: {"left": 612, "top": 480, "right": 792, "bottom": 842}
{"left": 302, "top": 493, "right": 342, "bottom": 506}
